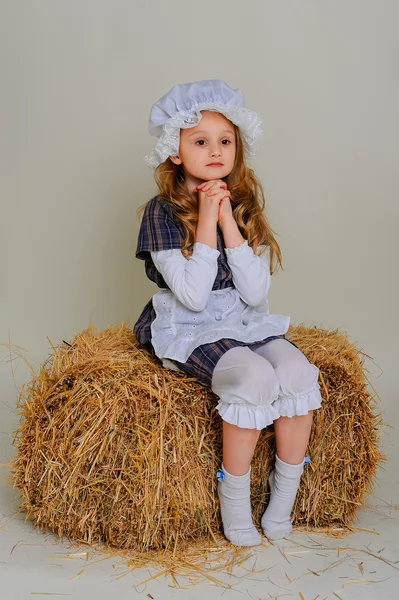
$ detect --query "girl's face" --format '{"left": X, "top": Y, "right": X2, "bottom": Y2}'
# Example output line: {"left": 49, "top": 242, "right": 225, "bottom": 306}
{"left": 169, "top": 111, "right": 236, "bottom": 190}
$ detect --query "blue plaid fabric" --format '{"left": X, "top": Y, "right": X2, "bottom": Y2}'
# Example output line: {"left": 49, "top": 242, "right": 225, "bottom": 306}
{"left": 133, "top": 196, "right": 286, "bottom": 387}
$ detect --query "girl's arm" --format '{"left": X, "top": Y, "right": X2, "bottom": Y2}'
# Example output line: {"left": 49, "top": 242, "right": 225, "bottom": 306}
{"left": 220, "top": 216, "right": 271, "bottom": 306}
{"left": 150, "top": 242, "right": 219, "bottom": 312}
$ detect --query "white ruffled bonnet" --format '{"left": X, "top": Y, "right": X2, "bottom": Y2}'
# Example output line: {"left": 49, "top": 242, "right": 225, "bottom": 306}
{"left": 145, "top": 79, "right": 263, "bottom": 168}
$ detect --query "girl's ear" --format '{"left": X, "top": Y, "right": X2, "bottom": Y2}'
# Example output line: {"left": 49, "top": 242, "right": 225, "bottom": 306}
{"left": 169, "top": 155, "right": 182, "bottom": 165}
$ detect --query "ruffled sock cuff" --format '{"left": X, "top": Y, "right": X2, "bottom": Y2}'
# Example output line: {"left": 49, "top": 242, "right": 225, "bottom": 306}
{"left": 272, "top": 384, "right": 322, "bottom": 418}
{"left": 216, "top": 401, "right": 280, "bottom": 430}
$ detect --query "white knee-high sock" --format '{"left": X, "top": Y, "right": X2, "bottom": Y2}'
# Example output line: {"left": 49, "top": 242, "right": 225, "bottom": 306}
{"left": 218, "top": 465, "right": 262, "bottom": 547}
{"left": 261, "top": 454, "right": 303, "bottom": 540}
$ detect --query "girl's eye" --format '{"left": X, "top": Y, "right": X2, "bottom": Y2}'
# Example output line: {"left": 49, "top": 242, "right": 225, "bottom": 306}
{"left": 195, "top": 139, "right": 232, "bottom": 146}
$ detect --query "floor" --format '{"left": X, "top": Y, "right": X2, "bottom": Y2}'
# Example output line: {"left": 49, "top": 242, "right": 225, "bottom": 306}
{"left": 1, "top": 405, "right": 398, "bottom": 600}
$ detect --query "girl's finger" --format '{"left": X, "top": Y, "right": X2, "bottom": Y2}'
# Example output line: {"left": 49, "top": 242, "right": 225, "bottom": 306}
{"left": 207, "top": 183, "right": 229, "bottom": 196}
{"left": 209, "top": 189, "right": 231, "bottom": 201}
{"left": 203, "top": 182, "right": 217, "bottom": 192}
{"left": 212, "top": 190, "right": 231, "bottom": 203}
{"left": 203, "top": 179, "right": 227, "bottom": 193}
{"left": 215, "top": 190, "right": 231, "bottom": 200}
{"left": 209, "top": 180, "right": 227, "bottom": 190}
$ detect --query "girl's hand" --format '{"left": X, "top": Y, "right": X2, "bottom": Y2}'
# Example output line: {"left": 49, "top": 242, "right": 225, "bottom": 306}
{"left": 194, "top": 180, "right": 231, "bottom": 224}
{"left": 194, "top": 180, "right": 235, "bottom": 227}
{"left": 194, "top": 180, "right": 227, "bottom": 196}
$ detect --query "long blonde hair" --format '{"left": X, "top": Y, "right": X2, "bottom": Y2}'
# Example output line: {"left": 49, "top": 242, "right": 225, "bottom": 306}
{"left": 137, "top": 124, "right": 282, "bottom": 273}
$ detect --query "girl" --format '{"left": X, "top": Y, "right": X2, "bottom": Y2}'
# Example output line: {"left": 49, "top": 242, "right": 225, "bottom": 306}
{"left": 134, "top": 80, "right": 322, "bottom": 547}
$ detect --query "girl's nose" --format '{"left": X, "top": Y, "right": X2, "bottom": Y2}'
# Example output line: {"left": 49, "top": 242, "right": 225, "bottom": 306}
{"left": 209, "top": 145, "right": 221, "bottom": 157}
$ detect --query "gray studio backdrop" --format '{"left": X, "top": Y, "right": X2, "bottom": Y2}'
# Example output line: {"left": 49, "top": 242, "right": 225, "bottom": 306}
{"left": 1, "top": 1, "right": 398, "bottom": 481}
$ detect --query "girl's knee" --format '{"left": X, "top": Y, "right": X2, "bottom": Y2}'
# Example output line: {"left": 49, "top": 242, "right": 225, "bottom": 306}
{"left": 275, "top": 359, "right": 319, "bottom": 397}
{"left": 244, "top": 360, "right": 280, "bottom": 405}
{"left": 212, "top": 348, "right": 279, "bottom": 407}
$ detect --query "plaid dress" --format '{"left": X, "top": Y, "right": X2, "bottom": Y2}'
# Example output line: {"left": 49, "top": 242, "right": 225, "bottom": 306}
{"left": 134, "top": 196, "right": 286, "bottom": 387}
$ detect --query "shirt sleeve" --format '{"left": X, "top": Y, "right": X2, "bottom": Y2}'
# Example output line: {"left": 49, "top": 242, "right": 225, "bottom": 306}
{"left": 136, "top": 197, "right": 185, "bottom": 259}
{"left": 225, "top": 240, "right": 271, "bottom": 307}
{"left": 150, "top": 242, "right": 220, "bottom": 312}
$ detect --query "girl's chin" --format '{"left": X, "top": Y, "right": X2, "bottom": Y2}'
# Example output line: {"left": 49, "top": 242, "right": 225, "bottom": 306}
{"left": 190, "top": 173, "right": 226, "bottom": 182}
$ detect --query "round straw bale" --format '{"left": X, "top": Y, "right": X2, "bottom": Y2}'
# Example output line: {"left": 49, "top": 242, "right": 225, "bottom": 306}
{"left": 11, "top": 323, "right": 383, "bottom": 550}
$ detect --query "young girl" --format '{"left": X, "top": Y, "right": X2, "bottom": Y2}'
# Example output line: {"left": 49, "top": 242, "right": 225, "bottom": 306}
{"left": 134, "top": 80, "right": 322, "bottom": 547}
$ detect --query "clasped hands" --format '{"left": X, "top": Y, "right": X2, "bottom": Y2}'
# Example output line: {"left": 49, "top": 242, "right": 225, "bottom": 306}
{"left": 193, "top": 180, "right": 234, "bottom": 228}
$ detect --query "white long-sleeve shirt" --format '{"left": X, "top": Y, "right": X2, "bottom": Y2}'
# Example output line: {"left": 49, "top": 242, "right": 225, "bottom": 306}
{"left": 150, "top": 239, "right": 271, "bottom": 312}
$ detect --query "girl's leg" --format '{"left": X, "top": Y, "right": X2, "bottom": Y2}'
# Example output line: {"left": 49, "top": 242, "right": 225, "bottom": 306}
{"left": 261, "top": 413, "right": 313, "bottom": 539}
{"left": 252, "top": 339, "right": 321, "bottom": 539}
{"left": 274, "top": 412, "right": 313, "bottom": 465}
{"left": 219, "top": 422, "right": 262, "bottom": 546}
{"left": 211, "top": 346, "right": 280, "bottom": 546}
{"left": 223, "top": 421, "right": 260, "bottom": 476}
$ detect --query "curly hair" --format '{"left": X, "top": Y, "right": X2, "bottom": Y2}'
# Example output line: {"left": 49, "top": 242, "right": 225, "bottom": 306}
{"left": 137, "top": 124, "right": 282, "bottom": 273}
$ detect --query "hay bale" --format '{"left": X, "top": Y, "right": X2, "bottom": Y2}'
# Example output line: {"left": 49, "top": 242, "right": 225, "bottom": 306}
{"left": 11, "top": 323, "right": 383, "bottom": 551}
